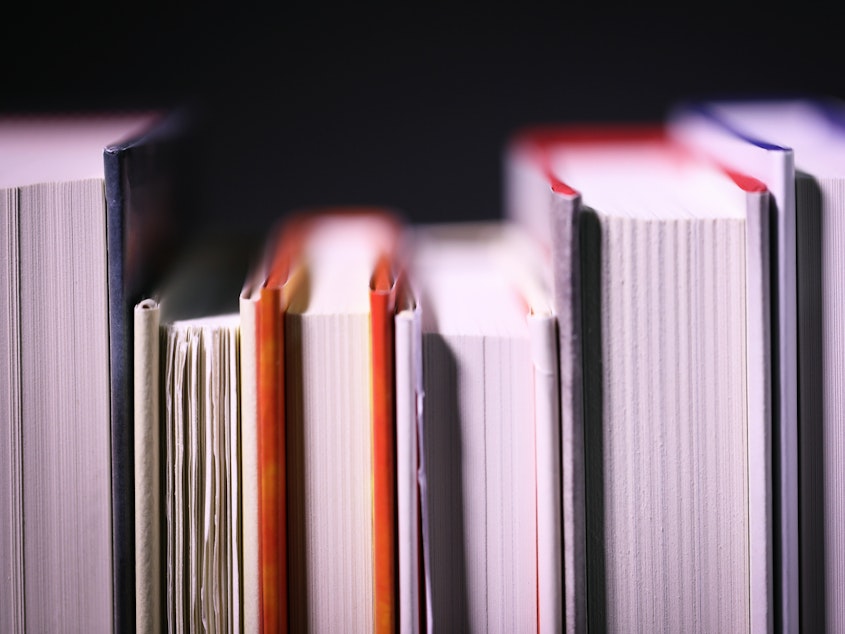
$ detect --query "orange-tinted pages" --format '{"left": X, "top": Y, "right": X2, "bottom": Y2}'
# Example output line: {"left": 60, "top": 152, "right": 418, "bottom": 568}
{"left": 370, "top": 255, "right": 399, "bottom": 633}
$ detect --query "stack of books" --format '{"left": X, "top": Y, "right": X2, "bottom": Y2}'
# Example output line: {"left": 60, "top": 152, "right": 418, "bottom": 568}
{"left": 2, "top": 96, "right": 844, "bottom": 633}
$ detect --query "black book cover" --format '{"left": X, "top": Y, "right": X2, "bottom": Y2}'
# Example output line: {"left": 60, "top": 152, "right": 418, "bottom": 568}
{"left": 104, "top": 106, "right": 202, "bottom": 633}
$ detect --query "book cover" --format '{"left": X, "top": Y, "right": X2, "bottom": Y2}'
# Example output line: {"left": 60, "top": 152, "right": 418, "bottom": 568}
{"left": 0, "top": 111, "right": 203, "bottom": 633}
{"left": 241, "top": 208, "right": 405, "bottom": 632}
{"left": 668, "top": 102, "right": 796, "bottom": 634}
{"left": 410, "top": 221, "right": 558, "bottom": 633}
{"left": 669, "top": 96, "right": 845, "bottom": 634}
{"left": 394, "top": 291, "right": 426, "bottom": 634}
{"left": 505, "top": 126, "right": 773, "bottom": 633}
{"left": 370, "top": 254, "right": 399, "bottom": 632}
{"left": 104, "top": 107, "right": 204, "bottom": 633}
{"left": 243, "top": 218, "right": 301, "bottom": 634}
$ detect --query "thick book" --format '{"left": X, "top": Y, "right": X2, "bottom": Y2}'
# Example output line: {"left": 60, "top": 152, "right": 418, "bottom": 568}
{"left": 408, "top": 221, "right": 560, "bottom": 633}
{"left": 134, "top": 232, "right": 255, "bottom": 634}
{"left": 239, "top": 208, "right": 408, "bottom": 632}
{"left": 669, "top": 97, "right": 845, "bottom": 634}
{"left": 135, "top": 215, "right": 425, "bottom": 634}
{"left": 505, "top": 126, "right": 773, "bottom": 633}
{"left": 135, "top": 303, "right": 243, "bottom": 634}
{"left": 667, "top": 103, "right": 798, "bottom": 634}
{"left": 0, "top": 111, "right": 196, "bottom": 634}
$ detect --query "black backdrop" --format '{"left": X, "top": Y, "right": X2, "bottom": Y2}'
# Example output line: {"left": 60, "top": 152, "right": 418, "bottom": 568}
{"left": 3, "top": 7, "right": 843, "bottom": 233}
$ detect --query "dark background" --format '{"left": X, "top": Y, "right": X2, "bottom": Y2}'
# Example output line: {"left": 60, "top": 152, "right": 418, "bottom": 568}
{"left": 2, "top": 7, "right": 843, "bottom": 233}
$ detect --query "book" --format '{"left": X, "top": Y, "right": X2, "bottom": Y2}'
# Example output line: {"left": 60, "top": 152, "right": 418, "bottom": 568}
{"left": 394, "top": 289, "right": 427, "bottom": 634}
{"left": 0, "top": 111, "right": 195, "bottom": 633}
{"left": 505, "top": 126, "right": 773, "bottom": 632}
{"left": 239, "top": 208, "right": 407, "bottom": 632}
{"left": 669, "top": 96, "right": 845, "bottom": 634}
{"left": 134, "top": 232, "right": 255, "bottom": 633}
{"left": 136, "top": 303, "right": 242, "bottom": 634}
{"left": 667, "top": 102, "right": 798, "bottom": 634}
{"left": 408, "top": 221, "right": 560, "bottom": 633}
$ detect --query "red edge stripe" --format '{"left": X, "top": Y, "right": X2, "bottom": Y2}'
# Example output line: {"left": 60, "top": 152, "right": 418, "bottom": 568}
{"left": 513, "top": 123, "right": 667, "bottom": 147}
{"left": 546, "top": 166, "right": 578, "bottom": 196}
{"left": 722, "top": 168, "right": 768, "bottom": 193}
{"left": 514, "top": 123, "right": 666, "bottom": 197}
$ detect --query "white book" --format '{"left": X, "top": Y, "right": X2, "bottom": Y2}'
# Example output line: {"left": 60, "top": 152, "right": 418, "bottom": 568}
{"left": 506, "top": 127, "right": 773, "bottom": 633}
{"left": 235, "top": 210, "right": 407, "bottom": 631}
{"left": 670, "top": 97, "right": 845, "bottom": 634}
{"left": 409, "top": 221, "right": 559, "bottom": 634}
{"left": 0, "top": 113, "right": 166, "bottom": 634}
{"left": 286, "top": 213, "right": 397, "bottom": 631}
{"left": 667, "top": 104, "right": 799, "bottom": 634}
{"left": 395, "top": 296, "right": 426, "bottom": 634}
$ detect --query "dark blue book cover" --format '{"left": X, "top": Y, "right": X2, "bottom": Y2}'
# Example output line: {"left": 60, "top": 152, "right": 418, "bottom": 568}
{"left": 104, "top": 107, "right": 201, "bottom": 634}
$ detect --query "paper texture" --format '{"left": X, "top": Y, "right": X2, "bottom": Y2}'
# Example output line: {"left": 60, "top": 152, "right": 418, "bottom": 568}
{"left": 19, "top": 179, "right": 113, "bottom": 633}
{"left": 669, "top": 110, "right": 797, "bottom": 633}
{"left": 162, "top": 316, "right": 241, "bottom": 633}
{"left": 0, "top": 185, "right": 24, "bottom": 634}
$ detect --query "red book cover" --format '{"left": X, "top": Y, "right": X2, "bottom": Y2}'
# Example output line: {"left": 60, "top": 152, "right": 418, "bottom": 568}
{"left": 370, "top": 253, "right": 399, "bottom": 633}
{"left": 248, "top": 209, "right": 403, "bottom": 632}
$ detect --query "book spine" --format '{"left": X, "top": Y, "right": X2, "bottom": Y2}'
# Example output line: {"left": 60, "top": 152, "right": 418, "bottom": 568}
{"left": 104, "top": 145, "right": 135, "bottom": 634}
{"left": 134, "top": 300, "right": 162, "bottom": 634}
{"left": 257, "top": 287, "right": 288, "bottom": 633}
{"left": 744, "top": 191, "right": 774, "bottom": 634}
{"left": 105, "top": 123, "right": 191, "bottom": 634}
{"left": 395, "top": 305, "right": 423, "bottom": 634}
{"left": 550, "top": 191, "right": 589, "bottom": 634}
{"left": 370, "top": 258, "right": 398, "bottom": 633}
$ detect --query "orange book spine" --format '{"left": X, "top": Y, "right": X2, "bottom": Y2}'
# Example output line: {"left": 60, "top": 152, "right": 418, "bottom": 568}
{"left": 370, "top": 256, "right": 397, "bottom": 633}
{"left": 257, "top": 286, "right": 288, "bottom": 634}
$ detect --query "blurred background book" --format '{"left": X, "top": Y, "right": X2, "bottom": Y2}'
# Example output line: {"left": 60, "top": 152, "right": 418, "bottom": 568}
{"left": 2, "top": 7, "right": 840, "bottom": 236}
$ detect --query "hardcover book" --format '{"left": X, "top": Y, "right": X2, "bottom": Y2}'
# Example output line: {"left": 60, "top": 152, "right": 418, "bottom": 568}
{"left": 505, "top": 126, "right": 773, "bottom": 633}
{"left": 239, "top": 208, "right": 407, "bottom": 632}
{"left": 670, "top": 97, "right": 845, "bottom": 634}
{"left": 0, "top": 110, "right": 198, "bottom": 633}
{"left": 408, "top": 221, "right": 560, "bottom": 633}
